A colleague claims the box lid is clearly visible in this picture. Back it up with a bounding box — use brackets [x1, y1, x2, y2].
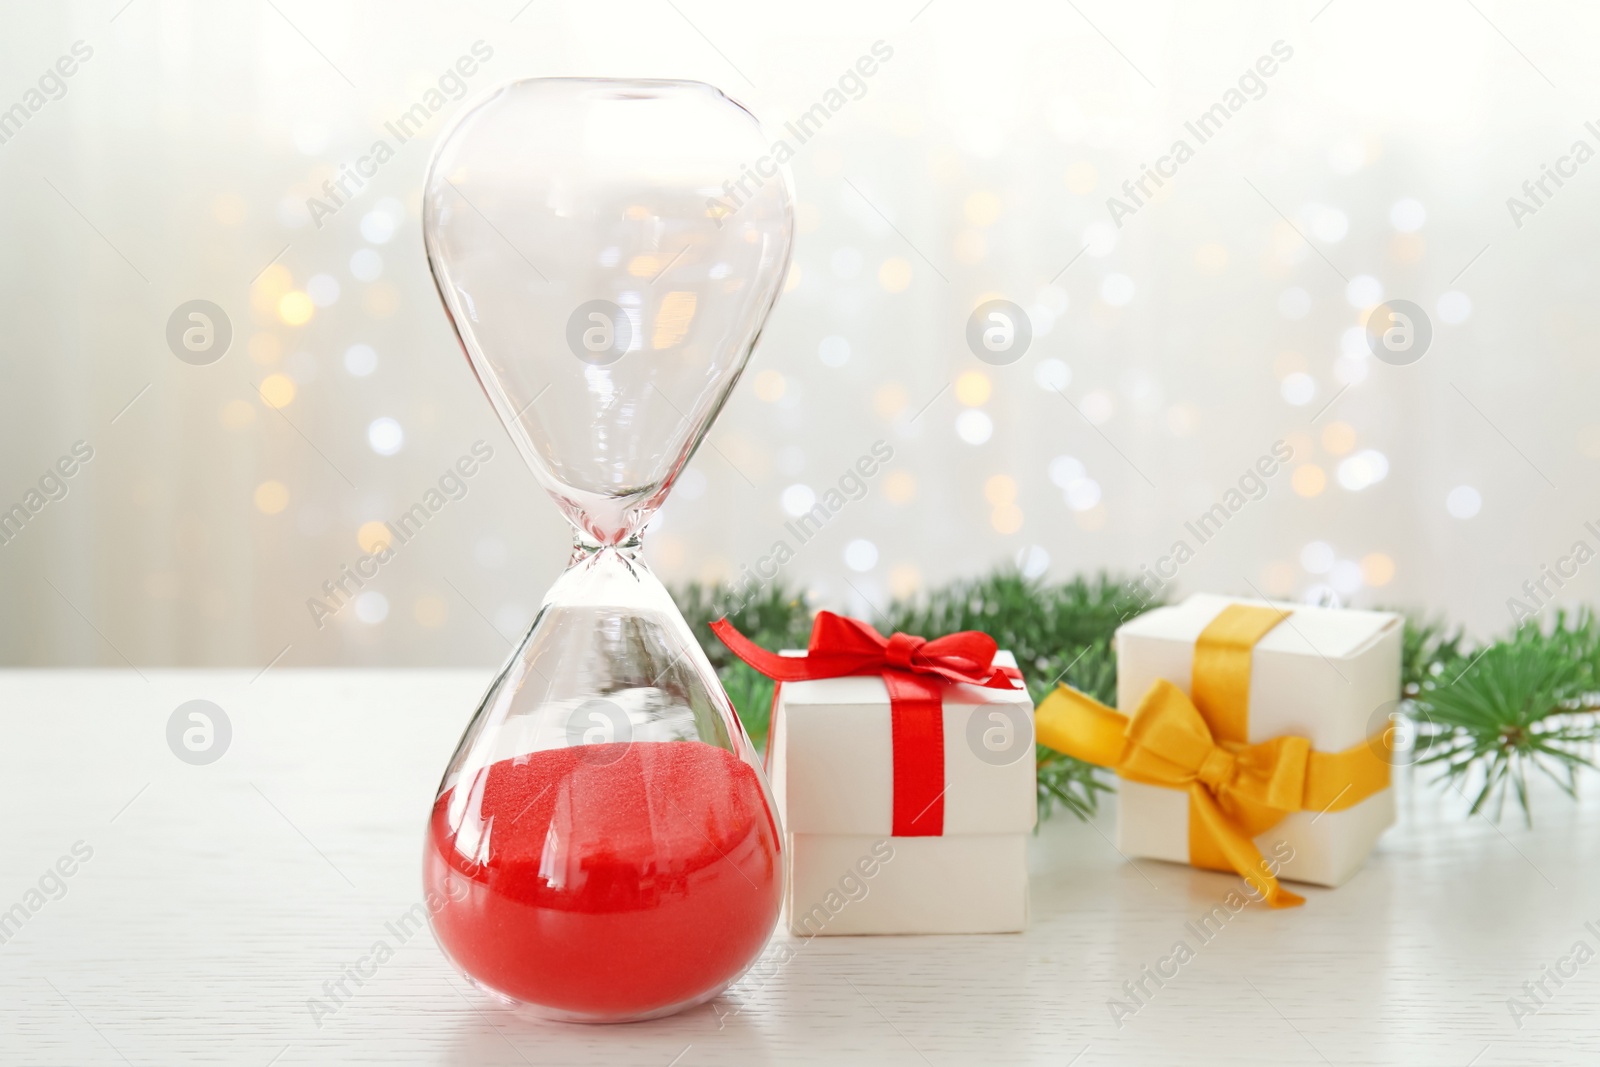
[1115, 594, 1402, 750]
[1118, 593, 1398, 660]
[770, 651, 1037, 836]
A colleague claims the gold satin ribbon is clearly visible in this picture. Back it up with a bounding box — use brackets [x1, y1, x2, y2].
[1035, 603, 1389, 908]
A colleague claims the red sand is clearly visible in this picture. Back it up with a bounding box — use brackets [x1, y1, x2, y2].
[425, 740, 781, 1020]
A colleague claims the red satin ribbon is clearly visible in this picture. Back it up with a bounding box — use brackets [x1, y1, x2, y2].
[711, 612, 1020, 837]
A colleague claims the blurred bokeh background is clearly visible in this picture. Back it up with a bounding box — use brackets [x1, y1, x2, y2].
[3, 0, 1598, 668]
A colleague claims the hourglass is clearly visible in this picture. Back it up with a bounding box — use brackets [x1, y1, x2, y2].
[419, 79, 793, 1023]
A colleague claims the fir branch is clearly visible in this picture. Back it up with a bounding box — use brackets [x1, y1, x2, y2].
[1408, 610, 1600, 825]
[1393, 610, 1472, 699]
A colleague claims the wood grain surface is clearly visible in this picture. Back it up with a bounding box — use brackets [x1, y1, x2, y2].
[1, 670, 1595, 1065]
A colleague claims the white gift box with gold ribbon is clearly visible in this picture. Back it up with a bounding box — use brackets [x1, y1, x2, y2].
[1113, 594, 1400, 889]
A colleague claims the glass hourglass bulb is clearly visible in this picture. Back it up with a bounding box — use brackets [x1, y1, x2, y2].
[419, 79, 794, 1023]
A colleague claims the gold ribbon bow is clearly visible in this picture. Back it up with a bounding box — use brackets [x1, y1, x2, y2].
[1034, 603, 1389, 908]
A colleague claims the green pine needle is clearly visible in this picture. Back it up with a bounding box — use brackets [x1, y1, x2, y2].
[1394, 610, 1472, 700]
[1405, 610, 1600, 825]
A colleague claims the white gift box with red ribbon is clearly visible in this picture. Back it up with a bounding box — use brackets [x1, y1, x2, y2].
[769, 651, 1036, 935]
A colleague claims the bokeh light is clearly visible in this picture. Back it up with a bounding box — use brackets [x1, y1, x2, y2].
[254, 480, 289, 515]
[258, 374, 296, 408]
[955, 371, 992, 407]
[358, 521, 393, 553]
[368, 418, 404, 456]
[1292, 465, 1327, 497]
[1447, 485, 1482, 519]
[844, 539, 878, 572]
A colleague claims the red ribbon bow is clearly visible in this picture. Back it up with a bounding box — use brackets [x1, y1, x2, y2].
[712, 612, 1020, 837]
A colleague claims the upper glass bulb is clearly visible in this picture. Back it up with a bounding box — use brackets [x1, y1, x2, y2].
[423, 78, 794, 544]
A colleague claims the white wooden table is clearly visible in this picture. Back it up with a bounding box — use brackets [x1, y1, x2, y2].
[2, 670, 1596, 1065]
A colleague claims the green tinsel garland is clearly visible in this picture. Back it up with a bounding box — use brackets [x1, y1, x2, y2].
[676, 571, 1600, 826]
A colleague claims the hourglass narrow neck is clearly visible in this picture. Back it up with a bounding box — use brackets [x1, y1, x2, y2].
[570, 529, 644, 567]
[543, 528, 679, 628]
